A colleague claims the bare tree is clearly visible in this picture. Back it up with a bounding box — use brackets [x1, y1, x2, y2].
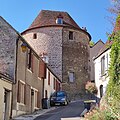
[108, 0, 120, 15]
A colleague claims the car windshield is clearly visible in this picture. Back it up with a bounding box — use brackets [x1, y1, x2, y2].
[56, 92, 65, 97]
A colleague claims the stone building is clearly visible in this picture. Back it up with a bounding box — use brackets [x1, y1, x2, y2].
[0, 16, 17, 120]
[0, 73, 12, 120]
[22, 10, 91, 99]
[0, 16, 62, 118]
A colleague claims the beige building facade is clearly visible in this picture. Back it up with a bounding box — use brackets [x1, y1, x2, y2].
[12, 38, 44, 117]
[0, 73, 12, 120]
[44, 67, 61, 99]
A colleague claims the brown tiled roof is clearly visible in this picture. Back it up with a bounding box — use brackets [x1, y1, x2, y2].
[22, 10, 91, 40]
[28, 10, 80, 30]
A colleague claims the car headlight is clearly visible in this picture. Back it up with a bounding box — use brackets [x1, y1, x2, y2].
[61, 98, 65, 101]
[50, 97, 55, 100]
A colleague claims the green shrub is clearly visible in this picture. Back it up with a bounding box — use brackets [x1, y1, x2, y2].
[85, 81, 98, 95]
[88, 109, 118, 120]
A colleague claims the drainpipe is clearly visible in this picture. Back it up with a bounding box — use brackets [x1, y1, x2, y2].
[10, 37, 19, 119]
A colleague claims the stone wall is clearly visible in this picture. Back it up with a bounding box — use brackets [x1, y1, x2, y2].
[23, 27, 63, 80]
[62, 28, 90, 99]
[23, 26, 91, 99]
[0, 17, 18, 80]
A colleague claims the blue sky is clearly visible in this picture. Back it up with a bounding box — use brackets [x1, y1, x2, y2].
[0, 0, 114, 43]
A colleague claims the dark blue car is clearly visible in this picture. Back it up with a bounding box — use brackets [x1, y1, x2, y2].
[50, 91, 69, 106]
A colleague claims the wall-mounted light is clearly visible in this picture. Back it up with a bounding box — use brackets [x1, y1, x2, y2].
[21, 42, 27, 52]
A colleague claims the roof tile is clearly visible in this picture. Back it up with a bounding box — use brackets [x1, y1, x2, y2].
[28, 10, 80, 29]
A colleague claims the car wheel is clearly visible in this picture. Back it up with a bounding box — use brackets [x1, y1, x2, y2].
[64, 101, 68, 106]
[50, 103, 54, 107]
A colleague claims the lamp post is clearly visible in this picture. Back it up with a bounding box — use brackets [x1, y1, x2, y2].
[21, 42, 27, 52]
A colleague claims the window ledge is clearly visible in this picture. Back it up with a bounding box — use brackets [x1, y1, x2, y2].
[27, 68, 33, 73]
[100, 73, 107, 77]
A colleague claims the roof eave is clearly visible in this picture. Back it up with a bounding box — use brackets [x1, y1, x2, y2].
[21, 25, 91, 40]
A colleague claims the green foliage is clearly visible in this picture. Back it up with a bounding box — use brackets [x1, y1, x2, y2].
[88, 109, 118, 120]
[89, 41, 95, 47]
[106, 30, 120, 119]
[107, 31, 120, 95]
[85, 81, 98, 95]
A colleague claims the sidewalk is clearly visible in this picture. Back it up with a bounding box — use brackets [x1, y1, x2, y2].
[12, 107, 56, 120]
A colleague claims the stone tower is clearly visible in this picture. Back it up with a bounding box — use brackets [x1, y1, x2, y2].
[22, 10, 91, 99]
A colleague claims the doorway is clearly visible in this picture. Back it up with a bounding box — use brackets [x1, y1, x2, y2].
[3, 89, 10, 120]
[100, 85, 103, 98]
[31, 89, 34, 112]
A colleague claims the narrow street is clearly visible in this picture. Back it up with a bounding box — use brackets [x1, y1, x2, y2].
[34, 100, 84, 120]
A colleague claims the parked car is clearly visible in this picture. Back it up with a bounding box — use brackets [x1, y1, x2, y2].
[50, 91, 70, 106]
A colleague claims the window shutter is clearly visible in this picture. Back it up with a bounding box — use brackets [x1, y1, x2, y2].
[17, 81, 20, 103]
[37, 92, 40, 108]
[56, 80, 58, 91]
[48, 72, 50, 85]
[27, 49, 31, 69]
[54, 78, 56, 90]
[24, 84, 26, 104]
[58, 82, 60, 91]
[31, 53, 34, 72]
[39, 59, 46, 78]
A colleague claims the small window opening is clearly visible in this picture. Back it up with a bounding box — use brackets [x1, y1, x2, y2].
[68, 72, 75, 83]
[33, 33, 37, 39]
[69, 31, 73, 40]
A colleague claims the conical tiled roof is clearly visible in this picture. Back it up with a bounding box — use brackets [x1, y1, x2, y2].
[28, 10, 81, 30]
[22, 10, 91, 40]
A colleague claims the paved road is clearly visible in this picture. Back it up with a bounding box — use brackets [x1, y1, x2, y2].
[34, 100, 84, 120]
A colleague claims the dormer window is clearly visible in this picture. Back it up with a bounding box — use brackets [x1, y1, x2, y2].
[56, 18, 63, 24]
[56, 14, 63, 24]
[40, 52, 49, 63]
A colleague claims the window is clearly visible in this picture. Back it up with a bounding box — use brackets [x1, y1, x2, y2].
[54, 78, 56, 90]
[27, 49, 33, 71]
[17, 81, 25, 104]
[68, 72, 75, 83]
[106, 54, 109, 70]
[101, 56, 105, 75]
[56, 91, 65, 97]
[69, 31, 73, 40]
[56, 18, 63, 24]
[34, 91, 38, 107]
[48, 72, 50, 85]
[33, 33, 37, 39]
[45, 90, 48, 98]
